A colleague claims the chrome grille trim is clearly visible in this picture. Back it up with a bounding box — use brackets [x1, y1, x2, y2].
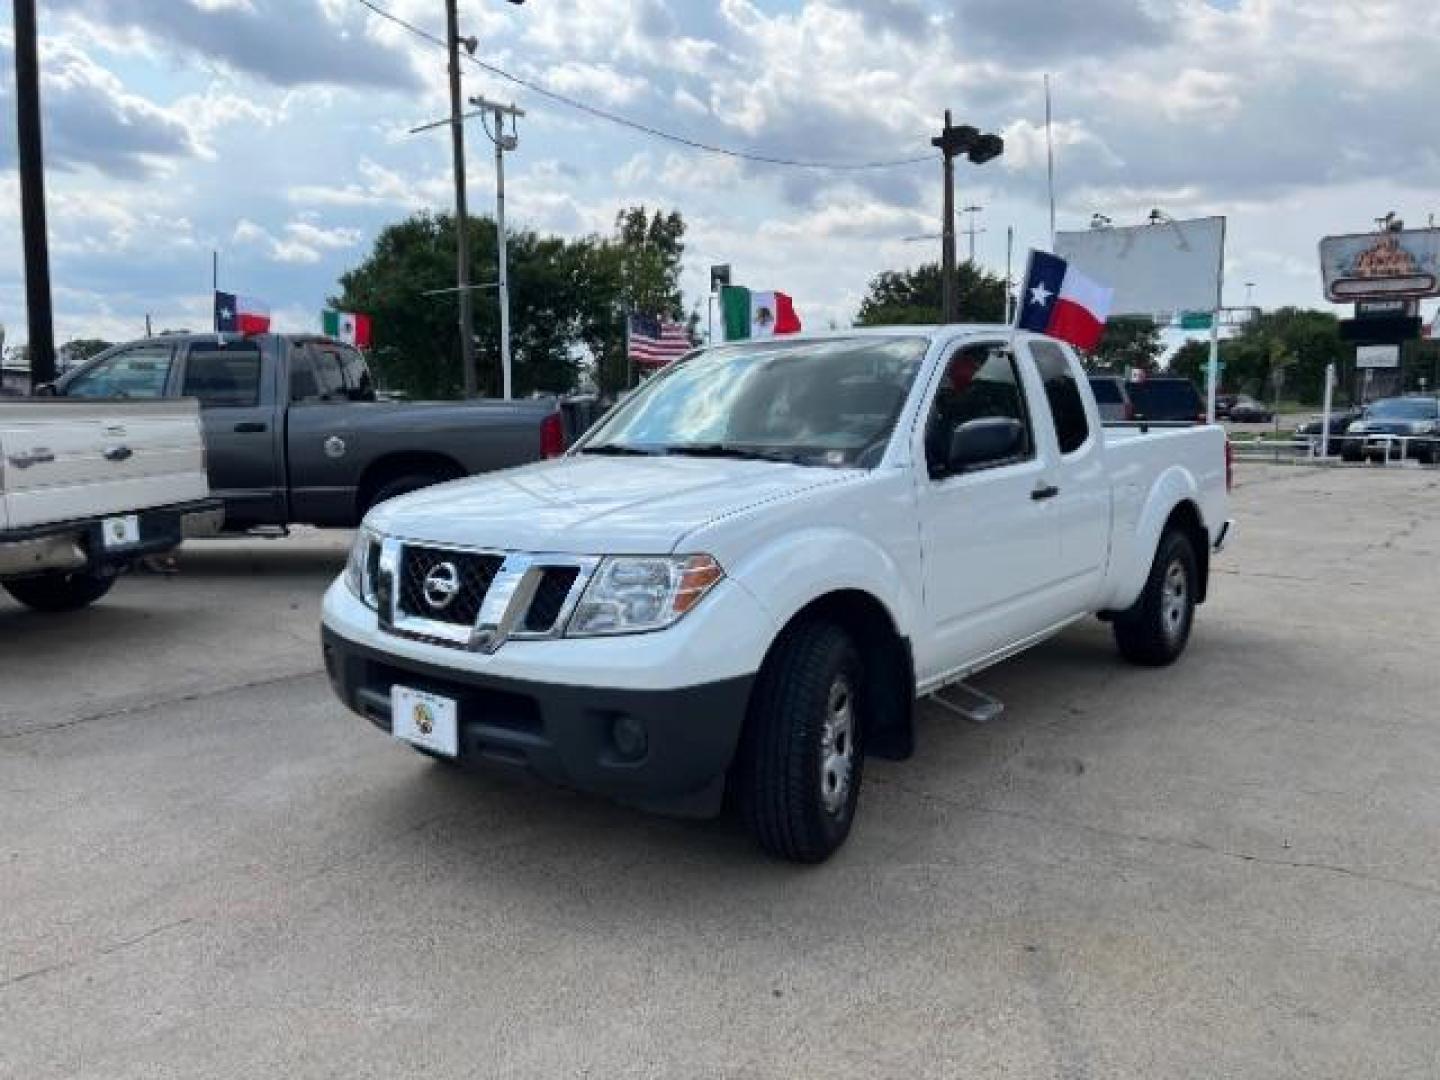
[377, 540, 599, 653]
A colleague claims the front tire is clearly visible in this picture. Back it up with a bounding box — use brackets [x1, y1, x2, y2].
[3, 568, 117, 612]
[1113, 530, 1197, 667]
[736, 621, 865, 863]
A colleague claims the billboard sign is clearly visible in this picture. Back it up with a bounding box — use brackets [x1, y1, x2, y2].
[1320, 228, 1440, 302]
[1055, 216, 1225, 317]
[1356, 344, 1400, 369]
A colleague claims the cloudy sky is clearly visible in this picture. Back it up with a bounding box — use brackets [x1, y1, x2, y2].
[1, 0, 1437, 348]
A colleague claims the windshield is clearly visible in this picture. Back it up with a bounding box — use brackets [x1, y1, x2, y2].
[1366, 398, 1438, 420]
[580, 336, 929, 467]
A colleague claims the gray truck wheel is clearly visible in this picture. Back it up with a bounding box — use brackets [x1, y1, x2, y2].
[365, 472, 451, 515]
[1113, 530, 1197, 667]
[737, 620, 865, 863]
[3, 568, 117, 613]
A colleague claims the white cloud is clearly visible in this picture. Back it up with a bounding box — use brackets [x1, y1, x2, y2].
[233, 216, 363, 264]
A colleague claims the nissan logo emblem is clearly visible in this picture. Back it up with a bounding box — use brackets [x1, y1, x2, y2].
[422, 562, 462, 610]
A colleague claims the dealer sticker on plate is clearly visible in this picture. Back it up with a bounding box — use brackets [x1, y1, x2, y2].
[101, 514, 141, 550]
[391, 686, 459, 758]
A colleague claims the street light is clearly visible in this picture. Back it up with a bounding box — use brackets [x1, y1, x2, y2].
[931, 112, 1004, 322]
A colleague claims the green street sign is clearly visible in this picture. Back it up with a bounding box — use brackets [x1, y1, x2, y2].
[1180, 311, 1214, 330]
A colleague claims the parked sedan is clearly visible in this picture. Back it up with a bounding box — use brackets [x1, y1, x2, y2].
[1296, 408, 1363, 454]
[1227, 395, 1273, 423]
[1340, 396, 1440, 464]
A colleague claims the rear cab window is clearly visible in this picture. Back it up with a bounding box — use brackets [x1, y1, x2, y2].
[1031, 341, 1092, 454]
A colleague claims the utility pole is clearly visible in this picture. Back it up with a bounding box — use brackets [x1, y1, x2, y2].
[932, 114, 1004, 323]
[961, 205, 984, 264]
[14, 0, 55, 385]
[470, 95, 525, 401]
[445, 0, 478, 398]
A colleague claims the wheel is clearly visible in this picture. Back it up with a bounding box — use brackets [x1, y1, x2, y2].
[1113, 530, 1197, 667]
[364, 472, 453, 515]
[736, 621, 865, 863]
[3, 568, 117, 612]
[1340, 445, 1362, 463]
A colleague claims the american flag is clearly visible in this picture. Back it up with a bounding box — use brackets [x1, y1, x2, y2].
[627, 313, 693, 366]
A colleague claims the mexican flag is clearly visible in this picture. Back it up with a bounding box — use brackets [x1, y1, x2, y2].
[720, 286, 802, 340]
[322, 310, 373, 348]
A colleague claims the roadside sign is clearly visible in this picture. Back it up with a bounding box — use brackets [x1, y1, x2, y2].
[1320, 228, 1440, 301]
[1179, 311, 1213, 330]
[1356, 298, 1417, 317]
[1356, 344, 1400, 369]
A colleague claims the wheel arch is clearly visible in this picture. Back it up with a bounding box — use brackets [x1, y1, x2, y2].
[355, 451, 467, 517]
[749, 588, 917, 762]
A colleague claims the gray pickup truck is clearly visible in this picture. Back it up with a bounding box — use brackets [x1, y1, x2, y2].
[50, 334, 566, 530]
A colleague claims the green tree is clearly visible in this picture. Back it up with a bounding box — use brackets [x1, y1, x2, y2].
[855, 262, 1007, 325]
[332, 206, 690, 399]
[1088, 317, 1163, 373]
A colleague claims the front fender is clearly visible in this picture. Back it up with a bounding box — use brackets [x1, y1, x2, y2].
[1105, 465, 1203, 611]
[724, 526, 919, 642]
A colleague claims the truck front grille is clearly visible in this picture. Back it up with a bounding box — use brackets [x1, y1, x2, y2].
[523, 566, 581, 633]
[397, 545, 502, 627]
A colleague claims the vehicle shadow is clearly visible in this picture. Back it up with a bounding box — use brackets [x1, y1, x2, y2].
[174, 543, 347, 580]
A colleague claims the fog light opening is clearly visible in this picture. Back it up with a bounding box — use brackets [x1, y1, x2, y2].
[611, 714, 649, 762]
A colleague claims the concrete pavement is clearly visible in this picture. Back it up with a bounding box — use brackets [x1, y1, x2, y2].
[2, 468, 1437, 1078]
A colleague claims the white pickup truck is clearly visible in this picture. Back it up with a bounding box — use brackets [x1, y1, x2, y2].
[322, 327, 1232, 861]
[1, 400, 220, 611]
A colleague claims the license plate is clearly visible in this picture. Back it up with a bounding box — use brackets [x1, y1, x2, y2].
[102, 514, 141, 550]
[391, 686, 458, 758]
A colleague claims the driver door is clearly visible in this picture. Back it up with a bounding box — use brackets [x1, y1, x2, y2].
[914, 340, 1065, 680]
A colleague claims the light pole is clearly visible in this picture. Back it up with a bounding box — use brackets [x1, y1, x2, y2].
[931, 113, 1003, 323]
[471, 95, 524, 401]
[13, 0, 55, 385]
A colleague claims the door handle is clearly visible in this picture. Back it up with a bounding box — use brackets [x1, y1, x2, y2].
[234, 421, 268, 433]
[1031, 482, 1060, 501]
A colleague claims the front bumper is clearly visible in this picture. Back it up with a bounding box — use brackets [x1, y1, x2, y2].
[321, 625, 754, 816]
[0, 498, 223, 578]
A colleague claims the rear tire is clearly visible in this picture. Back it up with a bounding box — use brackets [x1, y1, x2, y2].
[736, 621, 865, 863]
[364, 472, 454, 516]
[1340, 445, 1362, 463]
[1113, 530, 1197, 667]
[3, 568, 117, 613]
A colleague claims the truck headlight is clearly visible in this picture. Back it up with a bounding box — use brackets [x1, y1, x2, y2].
[567, 555, 724, 636]
[345, 526, 381, 610]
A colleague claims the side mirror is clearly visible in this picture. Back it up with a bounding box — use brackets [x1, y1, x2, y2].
[947, 417, 1025, 473]
[32, 382, 58, 397]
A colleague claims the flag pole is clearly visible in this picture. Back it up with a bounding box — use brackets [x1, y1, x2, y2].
[1044, 75, 1057, 249]
[212, 250, 219, 332]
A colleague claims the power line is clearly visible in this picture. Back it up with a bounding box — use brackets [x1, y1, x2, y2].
[354, 0, 932, 171]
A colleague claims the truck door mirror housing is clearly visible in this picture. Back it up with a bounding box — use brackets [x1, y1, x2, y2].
[947, 417, 1024, 473]
[31, 382, 57, 397]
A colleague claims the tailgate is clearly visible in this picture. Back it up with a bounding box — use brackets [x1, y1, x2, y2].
[0, 400, 211, 531]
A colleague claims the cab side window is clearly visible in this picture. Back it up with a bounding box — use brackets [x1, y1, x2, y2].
[924, 343, 1033, 478]
[65, 344, 173, 398]
[1030, 341, 1091, 454]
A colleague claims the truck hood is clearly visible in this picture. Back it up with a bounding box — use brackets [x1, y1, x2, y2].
[366, 454, 858, 554]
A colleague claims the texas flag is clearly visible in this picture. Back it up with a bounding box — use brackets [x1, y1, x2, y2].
[1015, 250, 1112, 352]
[214, 291, 271, 335]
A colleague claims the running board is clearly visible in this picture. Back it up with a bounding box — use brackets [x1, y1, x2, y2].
[927, 682, 1006, 725]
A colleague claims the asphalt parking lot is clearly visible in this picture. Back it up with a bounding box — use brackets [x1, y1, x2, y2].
[3, 464, 1438, 1079]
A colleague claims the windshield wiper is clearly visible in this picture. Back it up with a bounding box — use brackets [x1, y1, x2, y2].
[579, 443, 664, 456]
[662, 443, 809, 464]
